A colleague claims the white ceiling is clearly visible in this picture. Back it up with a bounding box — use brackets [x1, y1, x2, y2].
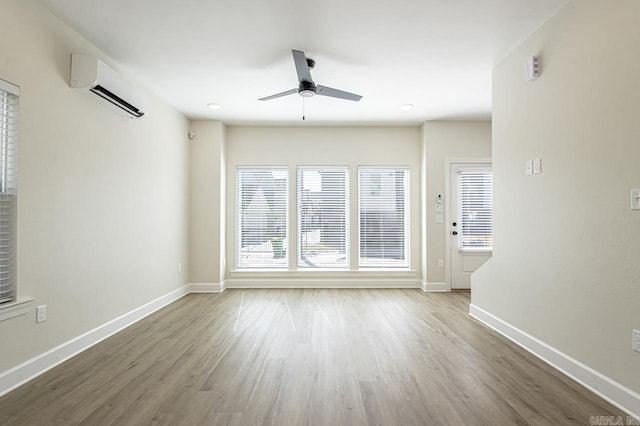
[37, 0, 567, 125]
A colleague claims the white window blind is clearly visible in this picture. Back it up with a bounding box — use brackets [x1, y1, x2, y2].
[459, 169, 493, 249]
[0, 79, 19, 304]
[236, 168, 288, 269]
[297, 167, 349, 269]
[358, 167, 410, 268]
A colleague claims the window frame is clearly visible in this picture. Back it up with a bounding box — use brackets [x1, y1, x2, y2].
[296, 166, 350, 270]
[457, 167, 493, 252]
[0, 78, 19, 305]
[357, 166, 410, 269]
[236, 166, 289, 270]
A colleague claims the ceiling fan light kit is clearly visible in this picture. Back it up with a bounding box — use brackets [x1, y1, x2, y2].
[298, 80, 316, 98]
[259, 50, 362, 103]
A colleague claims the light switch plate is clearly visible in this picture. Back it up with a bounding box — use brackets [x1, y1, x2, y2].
[533, 158, 542, 174]
[435, 204, 443, 212]
[526, 160, 533, 175]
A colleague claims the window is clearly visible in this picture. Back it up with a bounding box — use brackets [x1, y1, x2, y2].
[459, 169, 493, 249]
[236, 168, 288, 269]
[0, 79, 18, 304]
[358, 167, 410, 268]
[297, 167, 349, 269]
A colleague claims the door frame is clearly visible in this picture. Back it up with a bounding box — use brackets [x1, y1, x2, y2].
[444, 157, 492, 290]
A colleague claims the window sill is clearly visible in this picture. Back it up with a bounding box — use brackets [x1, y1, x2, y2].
[0, 298, 34, 323]
[230, 269, 417, 279]
[459, 248, 493, 254]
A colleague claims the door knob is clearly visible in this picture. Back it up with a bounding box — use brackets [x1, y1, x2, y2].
[452, 222, 457, 227]
[452, 231, 458, 235]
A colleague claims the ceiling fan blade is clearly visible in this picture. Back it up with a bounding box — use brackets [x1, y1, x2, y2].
[292, 50, 313, 83]
[316, 85, 362, 101]
[258, 88, 298, 101]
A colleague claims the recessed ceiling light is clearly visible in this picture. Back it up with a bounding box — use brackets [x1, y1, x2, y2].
[401, 104, 414, 111]
[207, 103, 221, 110]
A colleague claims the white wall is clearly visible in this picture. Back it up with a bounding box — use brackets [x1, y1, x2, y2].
[225, 126, 422, 284]
[473, 0, 640, 397]
[189, 120, 226, 285]
[0, 0, 189, 373]
[189, 123, 489, 288]
[421, 121, 492, 285]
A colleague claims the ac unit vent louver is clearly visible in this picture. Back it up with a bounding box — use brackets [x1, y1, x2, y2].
[70, 54, 147, 118]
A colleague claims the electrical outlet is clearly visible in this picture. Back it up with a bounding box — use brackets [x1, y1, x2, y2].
[36, 305, 47, 323]
[525, 160, 533, 175]
[633, 329, 640, 353]
[435, 214, 443, 224]
[437, 259, 444, 268]
[177, 263, 182, 273]
[434, 204, 443, 212]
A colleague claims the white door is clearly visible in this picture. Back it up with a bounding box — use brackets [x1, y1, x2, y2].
[449, 163, 493, 290]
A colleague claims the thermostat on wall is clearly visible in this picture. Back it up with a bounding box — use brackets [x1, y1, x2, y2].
[631, 188, 640, 210]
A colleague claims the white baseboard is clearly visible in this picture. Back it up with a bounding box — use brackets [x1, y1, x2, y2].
[469, 304, 640, 419]
[189, 282, 226, 293]
[422, 281, 449, 292]
[225, 277, 421, 289]
[0, 285, 190, 398]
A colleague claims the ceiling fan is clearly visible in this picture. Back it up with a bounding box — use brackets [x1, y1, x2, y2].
[258, 50, 362, 102]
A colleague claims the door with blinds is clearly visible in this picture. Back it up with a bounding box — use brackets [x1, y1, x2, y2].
[449, 163, 493, 289]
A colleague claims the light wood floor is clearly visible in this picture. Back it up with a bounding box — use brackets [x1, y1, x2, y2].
[0, 289, 623, 425]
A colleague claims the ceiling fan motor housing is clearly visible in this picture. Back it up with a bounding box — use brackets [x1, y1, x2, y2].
[298, 80, 316, 97]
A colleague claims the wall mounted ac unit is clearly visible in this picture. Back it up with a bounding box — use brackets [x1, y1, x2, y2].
[70, 54, 147, 118]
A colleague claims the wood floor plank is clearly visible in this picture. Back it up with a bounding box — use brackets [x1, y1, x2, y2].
[0, 289, 626, 425]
